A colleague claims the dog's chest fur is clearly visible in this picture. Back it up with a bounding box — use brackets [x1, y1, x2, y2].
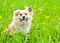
[9, 20, 31, 34]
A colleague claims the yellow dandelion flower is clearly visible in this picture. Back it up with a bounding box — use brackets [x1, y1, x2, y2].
[4, 29, 9, 33]
[58, 17, 60, 21]
[38, 7, 42, 11]
[32, 24, 35, 27]
[0, 16, 2, 19]
[45, 16, 50, 19]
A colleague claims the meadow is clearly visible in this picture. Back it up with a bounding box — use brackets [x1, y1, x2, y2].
[0, 0, 60, 43]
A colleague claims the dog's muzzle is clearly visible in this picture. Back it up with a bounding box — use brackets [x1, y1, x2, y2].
[20, 17, 28, 21]
[20, 17, 28, 25]
[23, 16, 25, 20]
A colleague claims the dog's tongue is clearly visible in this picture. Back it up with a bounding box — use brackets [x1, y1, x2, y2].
[22, 20, 26, 25]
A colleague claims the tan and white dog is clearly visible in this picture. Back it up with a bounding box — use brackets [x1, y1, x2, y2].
[5, 7, 33, 36]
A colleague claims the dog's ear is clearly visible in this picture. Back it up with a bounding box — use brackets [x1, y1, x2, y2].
[26, 6, 33, 16]
[26, 6, 33, 12]
[14, 10, 20, 16]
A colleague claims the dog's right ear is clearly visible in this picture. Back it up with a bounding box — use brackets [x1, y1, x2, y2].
[26, 6, 33, 16]
[26, 6, 33, 12]
[14, 10, 20, 16]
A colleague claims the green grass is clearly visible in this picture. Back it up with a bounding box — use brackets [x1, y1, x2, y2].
[0, 0, 60, 43]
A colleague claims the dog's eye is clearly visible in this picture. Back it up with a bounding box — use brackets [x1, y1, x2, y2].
[20, 14, 22, 16]
[25, 13, 27, 15]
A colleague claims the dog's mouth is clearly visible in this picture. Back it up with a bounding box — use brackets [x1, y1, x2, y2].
[20, 18, 28, 21]
[20, 18, 28, 25]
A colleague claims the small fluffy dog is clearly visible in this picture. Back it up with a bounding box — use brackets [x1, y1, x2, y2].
[5, 7, 33, 36]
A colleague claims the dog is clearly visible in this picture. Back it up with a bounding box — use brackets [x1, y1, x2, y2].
[4, 6, 33, 36]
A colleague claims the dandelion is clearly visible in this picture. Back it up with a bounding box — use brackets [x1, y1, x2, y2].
[58, 17, 60, 21]
[56, 16, 60, 21]
[38, 6, 42, 11]
[4, 29, 9, 33]
[45, 16, 50, 19]
[0, 16, 2, 19]
[32, 24, 35, 27]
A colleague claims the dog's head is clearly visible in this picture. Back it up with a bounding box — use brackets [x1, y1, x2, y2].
[13, 7, 33, 25]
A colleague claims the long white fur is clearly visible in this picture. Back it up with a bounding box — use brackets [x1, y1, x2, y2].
[6, 7, 33, 35]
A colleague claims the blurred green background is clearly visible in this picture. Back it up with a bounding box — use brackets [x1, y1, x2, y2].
[0, 0, 60, 43]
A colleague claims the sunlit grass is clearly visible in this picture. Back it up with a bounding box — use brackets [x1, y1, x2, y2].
[0, 0, 60, 43]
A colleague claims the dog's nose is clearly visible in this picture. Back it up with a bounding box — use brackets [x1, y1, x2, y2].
[23, 16, 25, 19]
